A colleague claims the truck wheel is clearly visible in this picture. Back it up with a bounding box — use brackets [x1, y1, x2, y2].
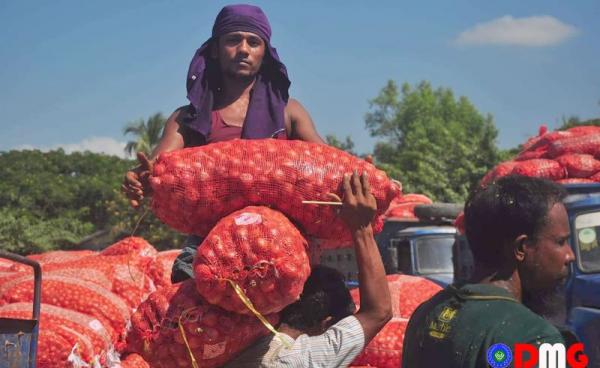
[414, 203, 463, 220]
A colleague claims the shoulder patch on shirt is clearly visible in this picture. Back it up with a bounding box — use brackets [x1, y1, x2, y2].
[428, 307, 458, 339]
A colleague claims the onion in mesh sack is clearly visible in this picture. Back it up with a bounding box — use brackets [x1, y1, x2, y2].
[194, 206, 310, 315]
[149, 139, 399, 248]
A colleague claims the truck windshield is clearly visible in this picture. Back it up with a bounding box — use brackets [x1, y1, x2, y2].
[574, 211, 600, 272]
[415, 236, 454, 274]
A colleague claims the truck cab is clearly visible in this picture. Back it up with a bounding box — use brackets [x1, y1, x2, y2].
[382, 225, 455, 287]
[321, 204, 461, 288]
[563, 184, 600, 364]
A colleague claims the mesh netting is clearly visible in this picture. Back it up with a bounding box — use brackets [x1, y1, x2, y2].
[126, 280, 279, 368]
[27, 250, 97, 265]
[0, 302, 114, 367]
[149, 139, 399, 246]
[481, 126, 600, 187]
[350, 275, 442, 368]
[555, 153, 600, 178]
[148, 249, 181, 289]
[119, 353, 150, 368]
[548, 132, 600, 158]
[512, 159, 566, 181]
[101, 237, 158, 260]
[384, 193, 433, 219]
[352, 320, 408, 368]
[0, 274, 130, 340]
[480, 161, 519, 186]
[44, 253, 155, 308]
[193, 206, 310, 315]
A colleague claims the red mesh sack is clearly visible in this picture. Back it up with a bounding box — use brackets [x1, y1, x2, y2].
[384, 193, 432, 219]
[590, 172, 600, 182]
[548, 133, 600, 158]
[194, 206, 310, 315]
[511, 159, 566, 181]
[555, 154, 600, 178]
[0, 258, 16, 271]
[101, 236, 158, 260]
[2, 267, 113, 290]
[351, 274, 441, 319]
[126, 280, 279, 368]
[43, 255, 154, 309]
[0, 274, 130, 340]
[149, 249, 181, 289]
[480, 161, 518, 186]
[119, 353, 150, 368]
[149, 139, 399, 246]
[351, 275, 441, 368]
[351, 320, 408, 368]
[0, 302, 114, 367]
[0, 259, 26, 272]
[27, 250, 96, 265]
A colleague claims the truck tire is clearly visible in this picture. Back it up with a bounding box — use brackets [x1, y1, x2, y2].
[414, 203, 463, 220]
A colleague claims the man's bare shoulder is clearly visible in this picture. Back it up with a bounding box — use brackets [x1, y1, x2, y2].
[285, 98, 305, 114]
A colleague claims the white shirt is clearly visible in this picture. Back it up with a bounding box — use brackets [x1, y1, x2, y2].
[225, 316, 365, 368]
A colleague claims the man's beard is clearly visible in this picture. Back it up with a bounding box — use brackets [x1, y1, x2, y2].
[224, 67, 258, 83]
[522, 280, 567, 325]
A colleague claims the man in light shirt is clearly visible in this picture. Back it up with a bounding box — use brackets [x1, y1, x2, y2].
[227, 171, 393, 367]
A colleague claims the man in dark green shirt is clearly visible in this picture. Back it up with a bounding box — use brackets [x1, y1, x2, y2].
[403, 175, 576, 367]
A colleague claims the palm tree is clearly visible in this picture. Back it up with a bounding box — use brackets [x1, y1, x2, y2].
[123, 113, 166, 156]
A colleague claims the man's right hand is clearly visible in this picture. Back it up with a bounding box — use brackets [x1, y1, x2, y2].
[338, 171, 377, 231]
[122, 152, 154, 208]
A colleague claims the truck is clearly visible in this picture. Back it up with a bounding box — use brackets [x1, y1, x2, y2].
[453, 183, 600, 365]
[320, 203, 462, 288]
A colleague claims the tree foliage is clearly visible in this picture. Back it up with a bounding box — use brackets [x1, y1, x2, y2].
[365, 80, 503, 202]
[124, 113, 166, 156]
[0, 149, 183, 255]
[325, 135, 356, 155]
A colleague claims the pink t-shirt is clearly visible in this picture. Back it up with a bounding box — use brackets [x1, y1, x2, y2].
[207, 111, 288, 143]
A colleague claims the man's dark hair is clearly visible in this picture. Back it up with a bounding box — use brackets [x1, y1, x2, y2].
[464, 175, 567, 266]
[279, 265, 356, 330]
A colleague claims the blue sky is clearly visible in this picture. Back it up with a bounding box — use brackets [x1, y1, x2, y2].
[1, 0, 599, 157]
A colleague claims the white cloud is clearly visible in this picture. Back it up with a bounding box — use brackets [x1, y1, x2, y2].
[455, 15, 578, 47]
[12, 137, 132, 159]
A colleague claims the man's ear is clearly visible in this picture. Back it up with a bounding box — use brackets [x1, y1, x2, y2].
[320, 316, 334, 331]
[514, 234, 529, 262]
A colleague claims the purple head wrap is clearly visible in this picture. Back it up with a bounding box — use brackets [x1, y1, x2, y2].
[182, 4, 290, 140]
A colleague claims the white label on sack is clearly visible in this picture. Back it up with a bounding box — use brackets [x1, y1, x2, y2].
[89, 319, 104, 331]
[235, 212, 262, 226]
[203, 341, 227, 359]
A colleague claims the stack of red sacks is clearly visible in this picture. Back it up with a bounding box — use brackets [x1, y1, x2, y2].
[0, 238, 180, 368]
[482, 125, 600, 186]
[123, 140, 400, 366]
[0, 140, 399, 367]
[350, 275, 442, 368]
[125, 206, 309, 367]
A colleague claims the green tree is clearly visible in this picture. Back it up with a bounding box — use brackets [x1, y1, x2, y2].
[124, 113, 166, 156]
[365, 80, 503, 202]
[0, 149, 183, 254]
[326, 135, 356, 155]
